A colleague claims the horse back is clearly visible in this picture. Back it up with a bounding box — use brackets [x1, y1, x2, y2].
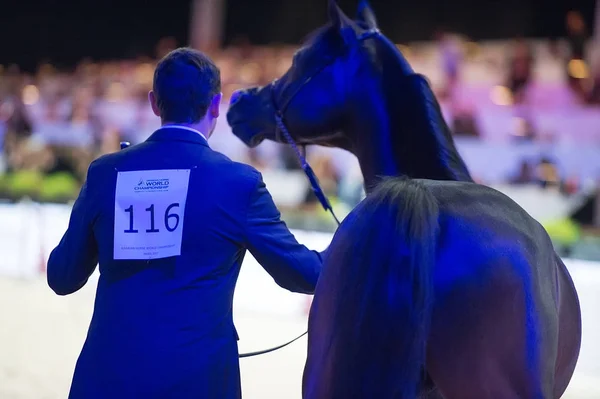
[421, 179, 558, 283]
[422, 179, 575, 324]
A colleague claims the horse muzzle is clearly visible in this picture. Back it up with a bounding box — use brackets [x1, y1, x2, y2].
[226, 87, 276, 148]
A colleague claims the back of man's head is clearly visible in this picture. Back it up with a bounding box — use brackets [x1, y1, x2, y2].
[152, 48, 221, 124]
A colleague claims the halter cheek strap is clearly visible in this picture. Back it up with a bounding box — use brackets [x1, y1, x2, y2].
[270, 29, 379, 223]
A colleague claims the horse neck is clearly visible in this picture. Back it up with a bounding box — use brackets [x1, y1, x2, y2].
[349, 74, 473, 192]
[348, 102, 399, 192]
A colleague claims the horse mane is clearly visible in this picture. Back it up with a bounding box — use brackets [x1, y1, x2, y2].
[301, 24, 333, 48]
[354, 32, 473, 182]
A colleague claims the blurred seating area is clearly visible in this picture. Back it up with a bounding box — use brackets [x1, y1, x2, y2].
[1, 18, 599, 249]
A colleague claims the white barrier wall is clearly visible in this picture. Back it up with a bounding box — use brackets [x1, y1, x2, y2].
[0, 202, 599, 315]
[0, 202, 332, 316]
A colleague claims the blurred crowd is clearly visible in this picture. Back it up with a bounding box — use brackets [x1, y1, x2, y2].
[437, 11, 600, 138]
[0, 11, 598, 210]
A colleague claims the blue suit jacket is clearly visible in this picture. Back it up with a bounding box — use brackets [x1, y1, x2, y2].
[47, 127, 324, 398]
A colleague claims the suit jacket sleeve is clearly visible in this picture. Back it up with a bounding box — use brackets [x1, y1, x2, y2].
[243, 173, 323, 294]
[47, 162, 99, 295]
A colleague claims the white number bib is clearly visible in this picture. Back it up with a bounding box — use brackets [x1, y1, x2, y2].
[113, 169, 191, 260]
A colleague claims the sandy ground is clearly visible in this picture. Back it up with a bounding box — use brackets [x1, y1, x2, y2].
[0, 275, 311, 399]
[1, 261, 599, 398]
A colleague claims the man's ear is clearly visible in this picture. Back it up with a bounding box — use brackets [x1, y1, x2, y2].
[209, 92, 223, 118]
[148, 91, 160, 117]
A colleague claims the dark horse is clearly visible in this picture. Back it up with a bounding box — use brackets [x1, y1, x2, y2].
[227, 2, 581, 397]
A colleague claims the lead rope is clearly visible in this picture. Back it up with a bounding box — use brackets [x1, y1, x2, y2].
[239, 30, 383, 358]
[238, 114, 341, 358]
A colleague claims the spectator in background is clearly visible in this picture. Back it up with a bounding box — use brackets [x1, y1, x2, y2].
[2, 94, 34, 173]
[565, 11, 589, 100]
[4, 99, 32, 142]
[280, 145, 304, 171]
[31, 98, 92, 149]
[302, 155, 339, 210]
[511, 116, 537, 142]
[567, 11, 587, 61]
[510, 160, 534, 184]
[507, 39, 534, 104]
[246, 147, 268, 170]
[0, 110, 6, 173]
[435, 29, 463, 101]
[338, 162, 365, 208]
[1, 67, 33, 150]
[121, 90, 161, 145]
[67, 87, 100, 149]
[450, 103, 481, 138]
[17, 99, 84, 182]
[536, 157, 561, 189]
[585, 51, 600, 105]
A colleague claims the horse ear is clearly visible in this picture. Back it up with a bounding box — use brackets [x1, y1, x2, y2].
[356, 0, 378, 29]
[328, 0, 359, 45]
[328, 0, 349, 29]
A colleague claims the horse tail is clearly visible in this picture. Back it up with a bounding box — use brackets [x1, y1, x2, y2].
[326, 177, 439, 399]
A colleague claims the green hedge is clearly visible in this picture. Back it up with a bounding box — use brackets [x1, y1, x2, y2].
[0, 171, 80, 202]
[0, 172, 587, 249]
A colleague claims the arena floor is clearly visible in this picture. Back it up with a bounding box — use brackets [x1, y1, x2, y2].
[0, 273, 598, 399]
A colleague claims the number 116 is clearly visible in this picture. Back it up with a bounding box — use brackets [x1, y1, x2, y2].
[124, 203, 180, 233]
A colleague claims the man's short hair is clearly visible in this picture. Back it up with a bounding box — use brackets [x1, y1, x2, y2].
[153, 47, 221, 123]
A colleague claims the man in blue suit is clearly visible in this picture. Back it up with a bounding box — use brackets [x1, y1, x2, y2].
[47, 47, 324, 398]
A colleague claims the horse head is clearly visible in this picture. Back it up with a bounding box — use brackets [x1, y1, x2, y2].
[227, 0, 471, 187]
[227, 1, 396, 147]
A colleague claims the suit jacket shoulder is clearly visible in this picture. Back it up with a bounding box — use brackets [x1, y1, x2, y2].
[87, 141, 265, 224]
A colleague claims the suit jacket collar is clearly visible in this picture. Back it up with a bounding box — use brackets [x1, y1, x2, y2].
[146, 127, 209, 147]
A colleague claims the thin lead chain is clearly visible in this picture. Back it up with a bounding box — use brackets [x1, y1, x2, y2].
[275, 113, 341, 226]
[237, 115, 342, 359]
[238, 331, 307, 358]
[239, 29, 381, 359]
[276, 114, 307, 167]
